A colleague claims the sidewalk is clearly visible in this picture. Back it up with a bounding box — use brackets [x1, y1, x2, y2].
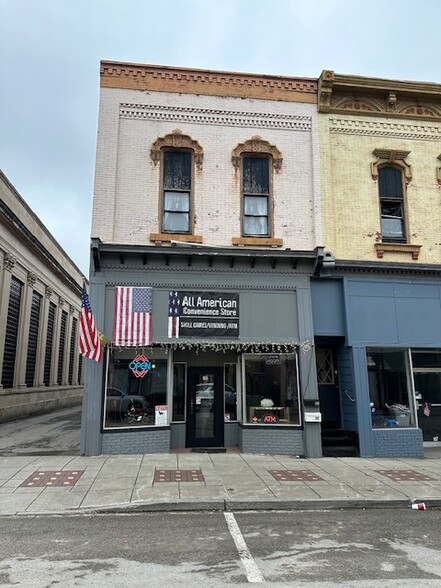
[1, 451, 441, 516]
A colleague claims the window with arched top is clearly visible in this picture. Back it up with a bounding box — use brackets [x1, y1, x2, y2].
[231, 137, 283, 247]
[150, 130, 203, 242]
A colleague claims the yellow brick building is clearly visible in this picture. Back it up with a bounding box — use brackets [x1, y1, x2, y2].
[317, 72, 441, 264]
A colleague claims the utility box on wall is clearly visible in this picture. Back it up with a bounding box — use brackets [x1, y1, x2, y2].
[304, 412, 322, 423]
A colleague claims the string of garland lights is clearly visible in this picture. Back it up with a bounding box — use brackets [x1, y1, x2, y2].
[110, 340, 313, 354]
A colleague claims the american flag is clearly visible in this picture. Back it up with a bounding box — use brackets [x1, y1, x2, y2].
[79, 288, 102, 362]
[113, 287, 153, 346]
[168, 290, 181, 338]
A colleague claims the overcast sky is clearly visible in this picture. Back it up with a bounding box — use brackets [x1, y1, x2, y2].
[1, 0, 440, 276]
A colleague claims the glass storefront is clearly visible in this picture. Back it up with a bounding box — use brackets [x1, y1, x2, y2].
[104, 349, 168, 429]
[367, 348, 415, 428]
[412, 351, 441, 442]
[242, 353, 300, 425]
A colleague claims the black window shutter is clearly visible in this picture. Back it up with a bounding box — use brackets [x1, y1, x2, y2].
[68, 317, 77, 385]
[57, 310, 68, 384]
[25, 291, 42, 387]
[44, 302, 56, 386]
[1, 277, 23, 389]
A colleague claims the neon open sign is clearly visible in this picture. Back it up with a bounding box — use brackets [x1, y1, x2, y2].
[129, 354, 152, 378]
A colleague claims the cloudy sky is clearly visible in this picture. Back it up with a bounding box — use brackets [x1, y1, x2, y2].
[1, 0, 440, 276]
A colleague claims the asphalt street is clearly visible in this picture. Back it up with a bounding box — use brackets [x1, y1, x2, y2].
[1, 510, 441, 586]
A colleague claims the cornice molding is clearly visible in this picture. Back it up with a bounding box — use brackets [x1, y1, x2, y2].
[329, 117, 441, 141]
[319, 70, 441, 121]
[120, 103, 312, 131]
[101, 61, 317, 104]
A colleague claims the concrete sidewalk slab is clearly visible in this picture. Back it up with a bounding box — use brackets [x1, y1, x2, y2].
[1, 452, 441, 516]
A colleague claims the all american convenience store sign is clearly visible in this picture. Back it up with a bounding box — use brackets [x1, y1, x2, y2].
[168, 291, 239, 338]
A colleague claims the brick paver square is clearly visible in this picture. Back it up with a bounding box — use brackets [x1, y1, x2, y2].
[268, 469, 323, 482]
[376, 469, 434, 482]
[154, 469, 204, 483]
[19, 470, 85, 488]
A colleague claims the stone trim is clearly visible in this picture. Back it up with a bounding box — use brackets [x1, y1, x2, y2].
[101, 61, 317, 104]
[4, 253, 16, 272]
[438, 154, 441, 185]
[371, 149, 412, 183]
[120, 103, 312, 131]
[232, 136, 283, 171]
[149, 233, 203, 244]
[150, 129, 204, 170]
[374, 242, 421, 260]
[232, 237, 283, 248]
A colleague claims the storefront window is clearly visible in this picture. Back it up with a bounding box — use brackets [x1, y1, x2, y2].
[224, 363, 237, 421]
[412, 350, 441, 442]
[367, 348, 414, 428]
[243, 353, 300, 425]
[172, 363, 186, 422]
[104, 350, 168, 428]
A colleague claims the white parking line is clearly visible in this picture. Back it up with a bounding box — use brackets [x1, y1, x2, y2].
[224, 512, 264, 583]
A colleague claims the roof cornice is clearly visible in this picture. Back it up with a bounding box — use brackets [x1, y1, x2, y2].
[318, 70, 441, 121]
[100, 60, 317, 104]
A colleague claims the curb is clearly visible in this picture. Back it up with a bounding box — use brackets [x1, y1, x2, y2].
[6, 497, 441, 517]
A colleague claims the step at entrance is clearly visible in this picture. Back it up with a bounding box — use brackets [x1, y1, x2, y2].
[321, 427, 359, 457]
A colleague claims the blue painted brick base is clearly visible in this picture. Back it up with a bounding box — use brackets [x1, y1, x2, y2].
[102, 428, 170, 454]
[373, 428, 424, 458]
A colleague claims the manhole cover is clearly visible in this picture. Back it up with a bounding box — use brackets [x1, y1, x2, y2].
[20, 470, 85, 488]
[154, 469, 204, 482]
[268, 469, 323, 482]
[376, 469, 434, 482]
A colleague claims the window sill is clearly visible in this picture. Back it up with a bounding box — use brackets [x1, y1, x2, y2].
[375, 242, 421, 260]
[149, 233, 203, 244]
[232, 237, 283, 248]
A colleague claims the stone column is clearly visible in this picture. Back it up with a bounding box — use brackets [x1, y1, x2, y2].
[0, 253, 15, 389]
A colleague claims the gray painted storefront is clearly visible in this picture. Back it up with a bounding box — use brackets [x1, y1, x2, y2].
[81, 245, 321, 457]
[312, 272, 441, 458]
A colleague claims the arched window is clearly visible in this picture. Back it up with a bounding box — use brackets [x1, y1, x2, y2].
[150, 130, 203, 238]
[232, 137, 283, 245]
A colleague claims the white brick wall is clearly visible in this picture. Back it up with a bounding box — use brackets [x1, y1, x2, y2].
[92, 89, 323, 250]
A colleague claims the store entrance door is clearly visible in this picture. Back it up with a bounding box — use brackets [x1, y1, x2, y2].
[187, 367, 224, 448]
[414, 371, 441, 443]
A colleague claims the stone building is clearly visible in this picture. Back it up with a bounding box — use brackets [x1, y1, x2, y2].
[0, 171, 84, 421]
[313, 72, 441, 457]
[81, 61, 325, 456]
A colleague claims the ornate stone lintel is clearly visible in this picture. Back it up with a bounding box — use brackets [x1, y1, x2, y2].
[150, 129, 204, 170]
[371, 148, 412, 183]
[4, 253, 16, 272]
[318, 70, 335, 113]
[231, 136, 283, 171]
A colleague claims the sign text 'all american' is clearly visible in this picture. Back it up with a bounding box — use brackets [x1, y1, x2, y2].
[181, 295, 238, 317]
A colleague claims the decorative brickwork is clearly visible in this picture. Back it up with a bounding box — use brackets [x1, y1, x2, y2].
[101, 61, 317, 104]
[121, 103, 312, 131]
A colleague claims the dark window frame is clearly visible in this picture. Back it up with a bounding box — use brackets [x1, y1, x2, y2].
[161, 149, 193, 235]
[241, 154, 272, 238]
[378, 165, 407, 243]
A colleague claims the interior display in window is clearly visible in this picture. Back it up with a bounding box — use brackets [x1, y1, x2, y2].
[367, 349, 414, 428]
[172, 363, 186, 422]
[243, 353, 300, 424]
[104, 350, 167, 428]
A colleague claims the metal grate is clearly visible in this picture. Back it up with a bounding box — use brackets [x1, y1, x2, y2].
[268, 469, 324, 482]
[376, 469, 434, 482]
[154, 469, 204, 483]
[20, 470, 85, 488]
